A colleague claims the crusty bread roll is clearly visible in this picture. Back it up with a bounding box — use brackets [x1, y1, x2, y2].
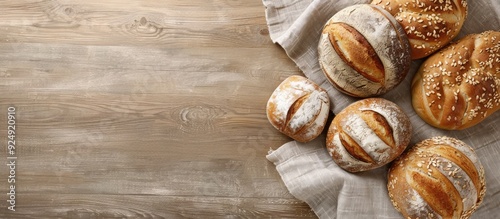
[318, 4, 411, 98]
[411, 30, 500, 130]
[371, 0, 468, 59]
[388, 136, 486, 219]
[267, 75, 330, 142]
[326, 98, 412, 172]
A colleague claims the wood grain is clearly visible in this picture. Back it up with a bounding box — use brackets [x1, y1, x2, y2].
[0, 0, 314, 218]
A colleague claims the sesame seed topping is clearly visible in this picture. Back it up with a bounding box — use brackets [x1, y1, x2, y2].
[416, 31, 500, 128]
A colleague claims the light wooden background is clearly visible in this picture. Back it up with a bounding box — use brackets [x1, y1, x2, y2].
[0, 0, 318, 218]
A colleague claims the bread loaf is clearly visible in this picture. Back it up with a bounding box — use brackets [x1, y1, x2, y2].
[267, 75, 330, 142]
[318, 4, 411, 98]
[411, 30, 500, 130]
[326, 98, 412, 172]
[388, 136, 486, 219]
[371, 0, 468, 59]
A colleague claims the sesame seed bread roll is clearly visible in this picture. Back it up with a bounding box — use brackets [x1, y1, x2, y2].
[326, 98, 412, 172]
[388, 136, 486, 219]
[371, 0, 468, 59]
[318, 4, 411, 98]
[411, 30, 500, 130]
[267, 75, 330, 142]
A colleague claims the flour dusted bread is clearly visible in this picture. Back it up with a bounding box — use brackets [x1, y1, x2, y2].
[326, 98, 412, 172]
[371, 0, 468, 59]
[388, 136, 486, 219]
[412, 30, 500, 130]
[318, 4, 411, 98]
[267, 75, 330, 142]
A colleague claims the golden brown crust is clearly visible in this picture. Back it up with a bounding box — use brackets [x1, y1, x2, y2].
[408, 169, 462, 218]
[326, 98, 412, 172]
[360, 110, 396, 148]
[325, 22, 385, 84]
[318, 4, 411, 97]
[340, 131, 375, 164]
[266, 76, 331, 142]
[387, 136, 486, 219]
[284, 94, 310, 132]
[411, 31, 500, 130]
[371, 0, 468, 59]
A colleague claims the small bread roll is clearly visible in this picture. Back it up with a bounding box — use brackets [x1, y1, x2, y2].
[326, 98, 412, 172]
[371, 0, 468, 59]
[388, 136, 486, 219]
[267, 75, 330, 142]
[318, 4, 411, 98]
[411, 31, 500, 130]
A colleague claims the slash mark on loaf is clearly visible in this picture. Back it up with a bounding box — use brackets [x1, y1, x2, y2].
[284, 93, 309, 132]
[340, 131, 375, 164]
[360, 110, 396, 148]
[325, 22, 385, 84]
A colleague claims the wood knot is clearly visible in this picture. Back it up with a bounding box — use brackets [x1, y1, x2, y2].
[128, 16, 164, 37]
[178, 105, 226, 134]
[64, 7, 75, 16]
[37, 3, 81, 28]
[259, 28, 269, 36]
[140, 17, 148, 25]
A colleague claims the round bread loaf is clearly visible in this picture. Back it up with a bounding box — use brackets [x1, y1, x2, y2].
[388, 136, 486, 219]
[411, 30, 500, 130]
[371, 0, 468, 59]
[318, 4, 411, 98]
[326, 98, 412, 172]
[266, 75, 330, 142]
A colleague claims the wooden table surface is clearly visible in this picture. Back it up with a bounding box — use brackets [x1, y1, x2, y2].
[0, 0, 317, 218]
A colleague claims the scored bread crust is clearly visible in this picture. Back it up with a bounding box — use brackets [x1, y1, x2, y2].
[266, 75, 330, 142]
[387, 136, 486, 219]
[326, 98, 412, 172]
[371, 0, 468, 59]
[318, 4, 411, 98]
[411, 30, 500, 130]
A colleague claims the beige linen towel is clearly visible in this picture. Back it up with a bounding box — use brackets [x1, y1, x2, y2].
[263, 0, 500, 218]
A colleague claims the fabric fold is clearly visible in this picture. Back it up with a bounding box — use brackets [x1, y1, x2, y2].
[266, 138, 401, 218]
